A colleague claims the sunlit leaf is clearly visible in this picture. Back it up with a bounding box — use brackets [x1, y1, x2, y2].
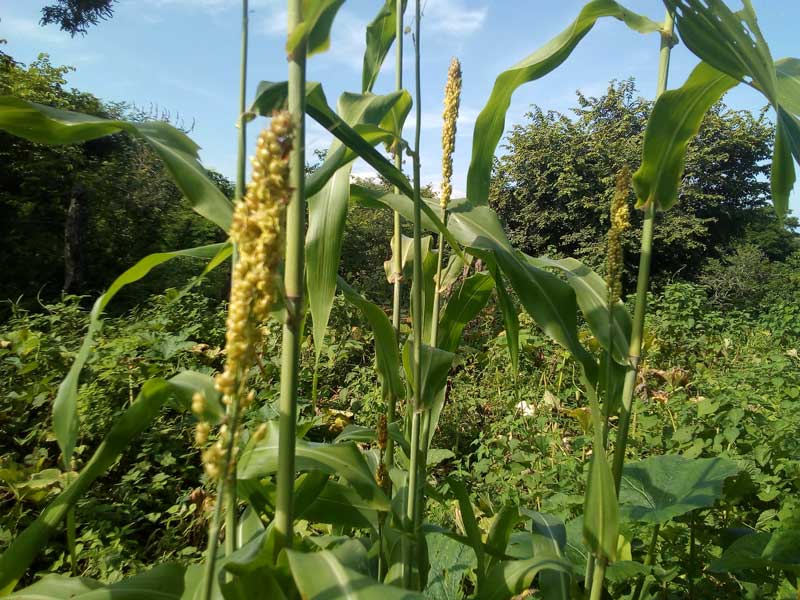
[286, 0, 346, 58]
[466, 0, 660, 205]
[437, 272, 495, 354]
[53, 243, 227, 466]
[0, 97, 232, 230]
[237, 422, 389, 510]
[362, 0, 408, 92]
[710, 529, 800, 573]
[619, 455, 740, 524]
[338, 277, 404, 401]
[287, 549, 424, 599]
[632, 62, 738, 211]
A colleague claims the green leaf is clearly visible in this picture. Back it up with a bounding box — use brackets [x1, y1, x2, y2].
[619, 455, 740, 524]
[355, 190, 596, 382]
[776, 58, 800, 116]
[486, 506, 525, 562]
[76, 564, 202, 599]
[53, 243, 227, 466]
[338, 277, 404, 401]
[402, 340, 455, 411]
[237, 422, 389, 510]
[437, 272, 495, 354]
[300, 481, 380, 531]
[466, 0, 661, 205]
[447, 477, 486, 591]
[664, 1, 800, 216]
[632, 62, 738, 211]
[522, 511, 571, 600]
[351, 186, 464, 262]
[334, 422, 409, 456]
[582, 444, 618, 562]
[0, 374, 207, 593]
[709, 529, 800, 574]
[286, 550, 424, 599]
[665, 0, 777, 101]
[250, 82, 412, 196]
[481, 556, 572, 600]
[772, 113, 797, 217]
[362, 0, 408, 92]
[4, 575, 101, 599]
[0, 97, 232, 231]
[444, 198, 597, 382]
[530, 257, 631, 365]
[286, 0, 346, 58]
[424, 531, 476, 600]
[491, 267, 520, 375]
[307, 92, 409, 363]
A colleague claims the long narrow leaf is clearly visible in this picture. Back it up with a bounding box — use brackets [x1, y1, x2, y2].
[0, 374, 210, 593]
[632, 62, 738, 211]
[52, 243, 227, 466]
[0, 97, 232, 230]
[362, 0, 408, 92]
[466, 0, 660, 205]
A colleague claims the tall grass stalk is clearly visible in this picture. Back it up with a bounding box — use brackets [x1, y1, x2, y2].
[224, 0, 249, 558]
[402, 0, 423, 588]
[588, 13, 674, 599]
[386, 0, 404, 495]
[611, 11, 675, 491]
[274, 0, 306, 555]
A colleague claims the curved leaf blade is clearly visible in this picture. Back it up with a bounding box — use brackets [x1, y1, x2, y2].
[362, 0, 408, 93]
[286, 549, 424, 599]
[53, 243, 227, 465]
[437, 272, 495, 353]
[338, 277, 404, 400]
[530, 257, 631, 365]
[481, 556, 572, 600]
[632, 62, 738, 210]
[237, 422, 389, 510]
[466, 0, 661, 205]
[0, 97, 232, 230]
[0, 374, 207, 592]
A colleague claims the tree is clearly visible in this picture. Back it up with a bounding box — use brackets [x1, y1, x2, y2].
[489, 79, 795, 288]
[0, 53, 229, 308]
[40, 0, 116, 36]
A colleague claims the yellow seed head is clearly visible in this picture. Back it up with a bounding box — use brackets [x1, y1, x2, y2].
[440, 57, 462, 210]
[606, 166, 632, 305]
[215, 111, 293, 400]
[376, 413, 388, 450]
[191, 392, 205, 415]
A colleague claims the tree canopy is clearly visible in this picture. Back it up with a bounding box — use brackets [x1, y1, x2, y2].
[489, 79, 798, 289]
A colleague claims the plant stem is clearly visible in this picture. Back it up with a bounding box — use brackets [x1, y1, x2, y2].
[66, 500, 77, 575]
[274, 0, 306, 556]
[224, 0, 249, 559]
[387, 0, 405, 498]
[402, 1, 423, 588]
[631, 524, 661, 600]
[611, 10, 674, 493]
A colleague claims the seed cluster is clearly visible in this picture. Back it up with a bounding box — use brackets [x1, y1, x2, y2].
[440, 57, 462, 209]
[606, 167, 631, 305]
[194, 111, 293, 481]
[375, 413, 388, 488]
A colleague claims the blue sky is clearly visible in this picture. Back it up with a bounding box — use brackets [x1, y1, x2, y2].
[2, 0, 799, 212]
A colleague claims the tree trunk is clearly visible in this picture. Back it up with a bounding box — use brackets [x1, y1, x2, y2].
[63, 183, 88, 294]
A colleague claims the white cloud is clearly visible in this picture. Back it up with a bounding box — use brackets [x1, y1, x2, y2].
[423, 0, 487, 35]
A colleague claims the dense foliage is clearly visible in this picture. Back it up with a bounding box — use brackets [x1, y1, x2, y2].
[490, 80, 798, 287]
[1, 0, 800, 599]
[0, 54, 229, 310]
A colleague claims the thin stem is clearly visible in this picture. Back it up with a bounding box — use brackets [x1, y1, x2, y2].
[631, 524, 661, 600]
[402, 1, 423, 589]
[66, 502, 77, 575]
[274, 0, 306, 556]
[611, 10, 675, 493]
[224, 0, 249, 558]
[386, 0, 404, 498]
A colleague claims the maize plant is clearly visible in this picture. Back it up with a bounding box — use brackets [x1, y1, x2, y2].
[0, 0, 798, 598]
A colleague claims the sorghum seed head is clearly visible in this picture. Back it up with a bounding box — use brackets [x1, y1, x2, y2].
[606, 166, 632, 305]
[440, 58, 462, 210]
